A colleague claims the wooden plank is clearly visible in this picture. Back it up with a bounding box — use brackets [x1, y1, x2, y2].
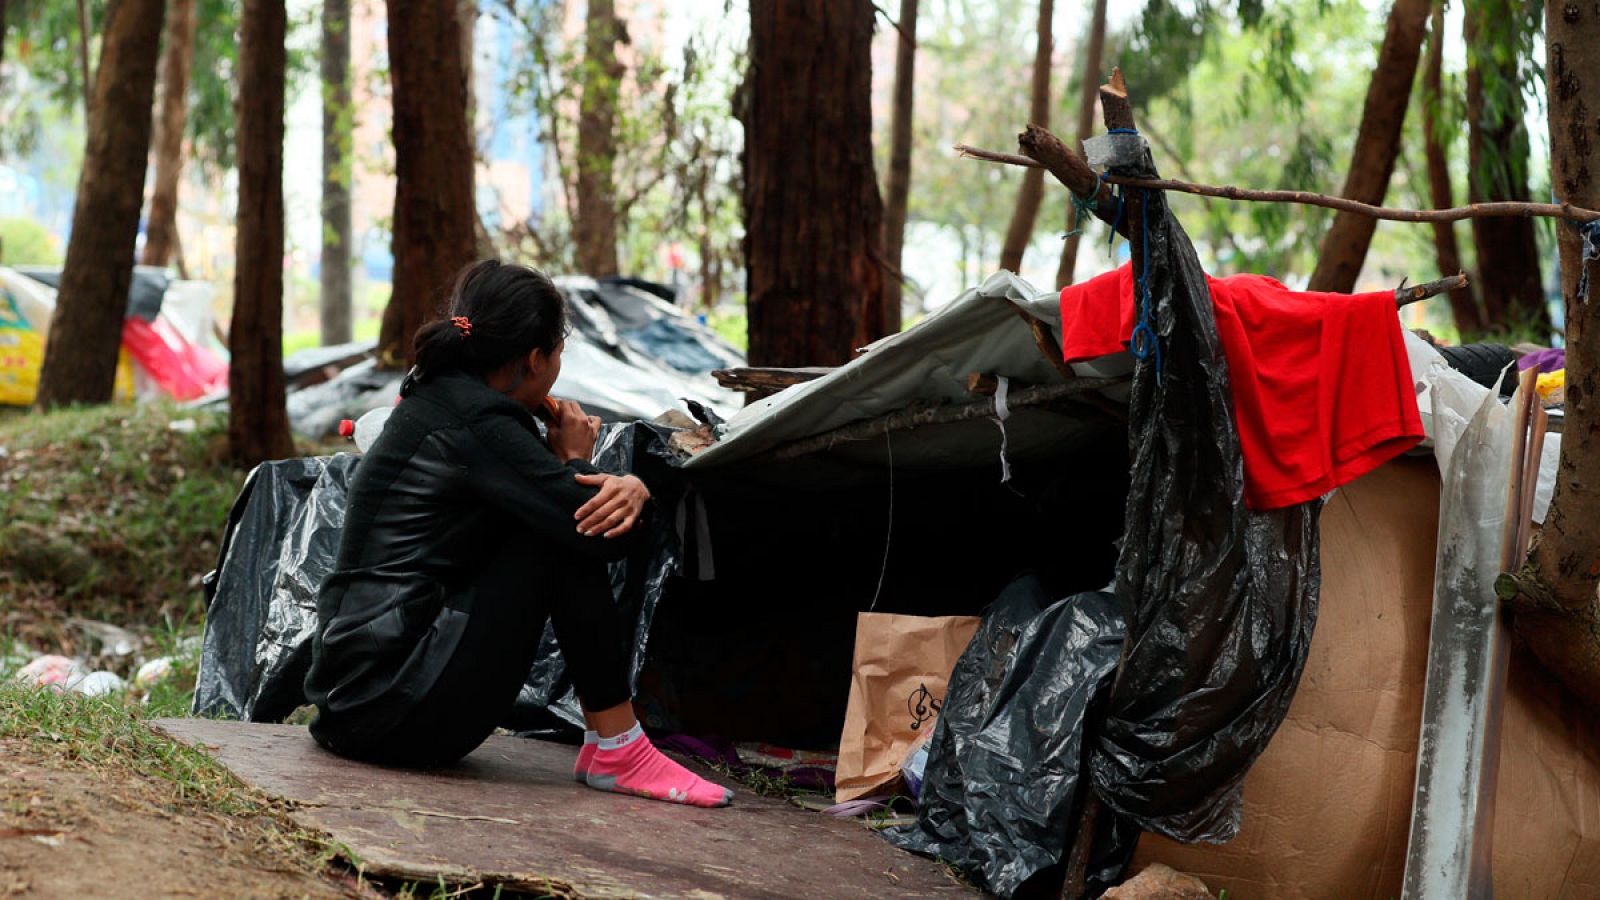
[153, 719, 970, 899]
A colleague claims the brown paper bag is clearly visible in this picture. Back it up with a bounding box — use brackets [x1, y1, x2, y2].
[834, 612, 981, 803]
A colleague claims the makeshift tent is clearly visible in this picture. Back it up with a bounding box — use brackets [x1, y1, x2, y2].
[0, 266, 227, 405]
[194, 256, 1589, 895]
[280, 277, 742, 438]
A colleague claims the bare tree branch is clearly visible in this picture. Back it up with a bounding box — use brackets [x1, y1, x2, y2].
[956, 140, 1600, 224]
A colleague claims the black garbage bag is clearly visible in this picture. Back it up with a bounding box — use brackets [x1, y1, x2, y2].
[1090, 150, 1322, 843]
[193, 421, 686, 732]
[887, 142, 1322, 892]
[884, 575, 1132, 897]
[195, 455, 359, 721]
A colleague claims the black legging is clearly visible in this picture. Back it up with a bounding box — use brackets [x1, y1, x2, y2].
[310, 531, 632, 767]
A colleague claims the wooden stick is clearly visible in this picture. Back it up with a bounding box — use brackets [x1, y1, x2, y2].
[956, 141, 1600, 224]
[769, 377, 1125, 461]
[1013, 308, 1080, 382]
[712, 366, 834, 393]
[1396, 273, 1470, 308]
[1063, 69, 1143, 900]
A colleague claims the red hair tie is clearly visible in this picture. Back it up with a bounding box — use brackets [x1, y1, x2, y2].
[451, 316, 473, 337]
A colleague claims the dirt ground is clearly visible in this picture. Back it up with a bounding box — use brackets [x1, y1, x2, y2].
[0, 739, 351, 899]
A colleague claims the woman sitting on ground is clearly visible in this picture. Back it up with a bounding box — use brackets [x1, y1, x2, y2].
[304, 260, 731, 808]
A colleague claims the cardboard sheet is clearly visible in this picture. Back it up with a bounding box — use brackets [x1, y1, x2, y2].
[1132, 458, 1600, 897]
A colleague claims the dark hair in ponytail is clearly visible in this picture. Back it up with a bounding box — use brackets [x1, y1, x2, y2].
[411, 260, 568, 384]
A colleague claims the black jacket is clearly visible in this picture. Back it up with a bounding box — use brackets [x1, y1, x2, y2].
[303, 372, 641, 737]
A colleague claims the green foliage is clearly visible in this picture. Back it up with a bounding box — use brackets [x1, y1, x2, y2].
[899, 0, 1040, 286]
[1463, 0, 1544, 198]
[489, 0, 745, 297]
[186, 0, 243, 176]
[1125, 0, 1406, 278]
[2, 0, 312, 176]
[0, 216, 63, 265]
[0, 402, 243, 626]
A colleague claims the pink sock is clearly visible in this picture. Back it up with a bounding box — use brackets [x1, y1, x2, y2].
[584, 724, 733, 808]
[574, 730, 598, 783]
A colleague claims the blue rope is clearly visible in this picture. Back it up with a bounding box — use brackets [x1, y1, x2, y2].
[1128, 187, 1163, 382]
[1065, 173, 1109, 239]
[1091, 126, 1161, 379]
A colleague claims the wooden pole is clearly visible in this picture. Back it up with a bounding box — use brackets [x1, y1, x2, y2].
[957, 141, 1600, 224]
[1061, 69, 1141, 899]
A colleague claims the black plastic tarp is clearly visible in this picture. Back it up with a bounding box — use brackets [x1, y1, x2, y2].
[17, 265, 170, 321]
[1092, 159, 1321, 845]
[195, 455, 358, 722]
[885, 576, 1133, 896]
[193, 421, 684, 729]
[886, 142, 1321, 893]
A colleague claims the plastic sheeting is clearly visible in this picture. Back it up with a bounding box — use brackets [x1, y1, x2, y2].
[192, 422, 682, 732]
[1088, 148, 1322, 845]
[196, 455, 358, 722]
[886, 148, 1322, 894]
[885, 576, 1132, 896]
[1405, 330, 1560, 524]
[279, 288, 740, 439]
[16, 265, 170, 321]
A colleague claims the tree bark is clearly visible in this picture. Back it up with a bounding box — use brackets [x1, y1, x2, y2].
[742, 0, 886, 367]
[1508, 0, 1600, 708]
[998, 0, 1054, 274]
[141, 0, 197, 270]
[1421, 1, 1481, 335]
[1307, 0, 1431, 292]
[575, 0, 623, 278]
[882, 0, 918, 332]
[34, 0, 165, 409]
[228, 0, 293, 468]
[1055, 0, 1108, 289]
[1465, 0, 1549, 332]
[320, 0, 353, 346]
[379, 0, 478, 367]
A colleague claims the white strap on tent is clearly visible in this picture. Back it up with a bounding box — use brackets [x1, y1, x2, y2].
[991, 375, 1014, 484]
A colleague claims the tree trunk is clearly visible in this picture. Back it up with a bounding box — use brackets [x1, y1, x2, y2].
[141, 0, 197, 270]
[882, 0, 918, 332]
[1421, 1, 1482, 335]
[461, 0, 495, 259]
[1307, 0, 1430, 292]
[34, 0, 165, 409]
[1, 0, 10, 97]
[742, 0, 886, 367]
[320, 0, 353, 346]
[379, 0, 477, 367]
[1507, 0, 1600, 708]
[228, 0, 293, 468]
[1465, 0, 1549, 332]
[997, 0, 1053, 274]
[76, 0, 94, 119]
[575, 0, 623, 278]
[1055, 0, 1108, 289]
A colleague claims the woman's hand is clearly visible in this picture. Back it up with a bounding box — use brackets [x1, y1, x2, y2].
[573, 473, 651, 538]
[546, 399, 600, 463]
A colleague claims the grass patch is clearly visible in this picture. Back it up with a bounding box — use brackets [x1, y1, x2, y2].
[705, 306, 747, 353]
[0, 681, 340, 878]
[0, 402, 242, 634]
